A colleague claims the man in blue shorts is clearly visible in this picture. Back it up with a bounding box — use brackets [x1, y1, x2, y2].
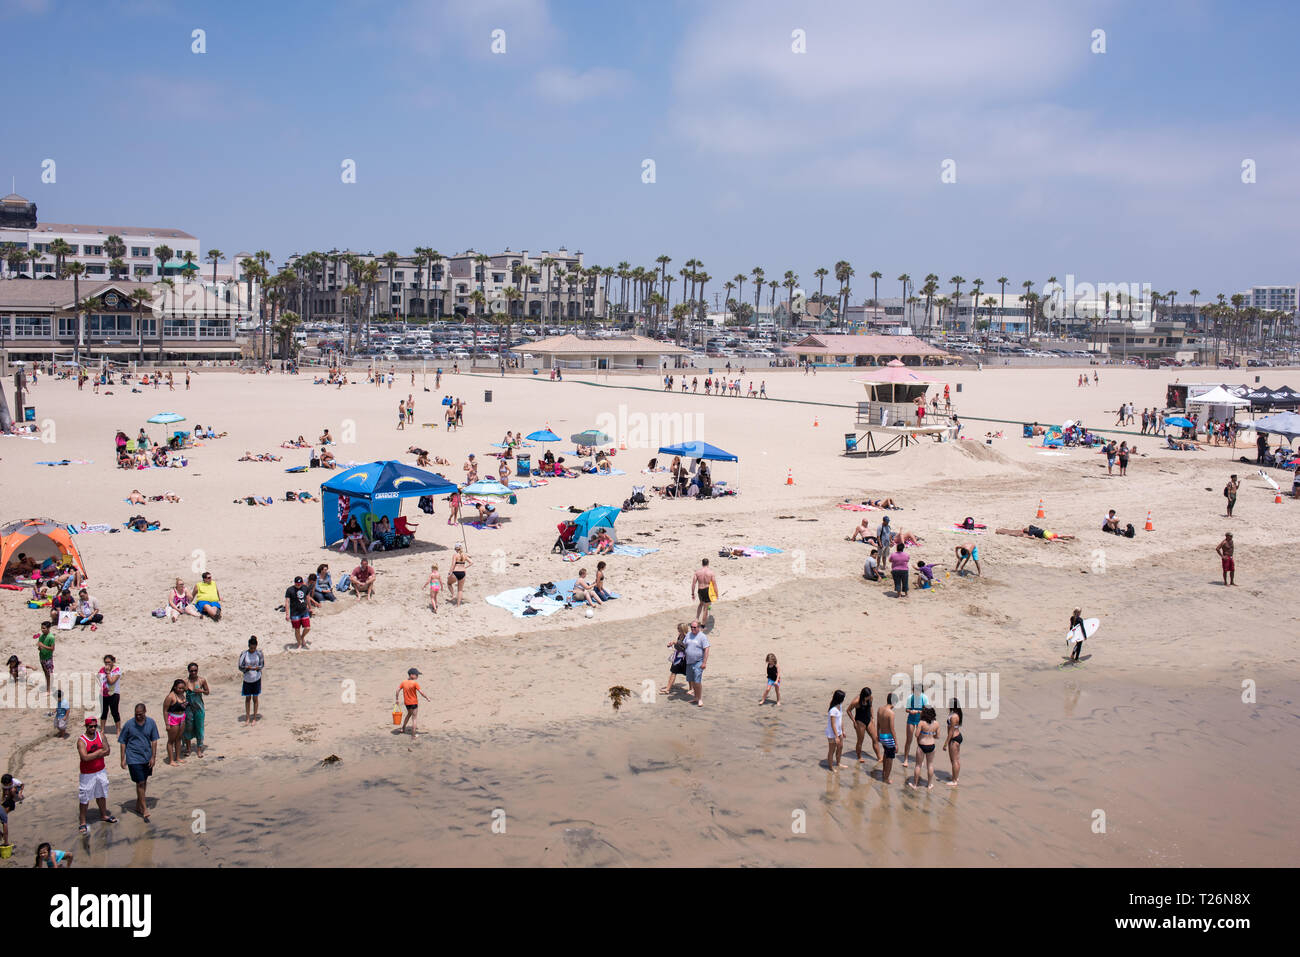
[117, 703, 159, 822]
[901, 684, 929, 768]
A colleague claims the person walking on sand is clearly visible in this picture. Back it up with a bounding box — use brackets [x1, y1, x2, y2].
[397, 400, 406, 430]
[1216, 532, 1236, 586]
[1224, 474, 1239, 518]
[660, 623, 690, 696]
[182, 662, 209, 757]
[35, 621, 55, 696]
[759, 653, 781, 705]
[239, 636, 265, 724]
[447, 544, 472, 606]
[285, 575, 312, 648]
[877, 693, 899, 783]
[76, 717, 116, 832]
[847, 687, 880, 763]
[907, 706, 940, 789]
[396, 668, 430, 736]
[163, 679, 188, 765]
[944, 698, 963, 786]
[825, 690, 846, 771]
[682, 619, 710, 707]
[692, 558, 718, 625]
[1068, 607, 1089, 662]
[118, 703, 159, 822]
[901, 683, 929, 767]
[425, 563, 441, 613]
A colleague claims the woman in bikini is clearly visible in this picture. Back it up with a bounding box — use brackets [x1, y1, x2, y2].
[908, 706, 940, 789]
[660, 623, 689, 696]
[163, 679, 189, 765]
[447, 544, 472, 606]
[847, 687, 881, 763]
[944, 697, 963, 786]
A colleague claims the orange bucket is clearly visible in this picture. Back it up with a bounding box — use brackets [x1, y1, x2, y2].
[391, 709, 402, 725]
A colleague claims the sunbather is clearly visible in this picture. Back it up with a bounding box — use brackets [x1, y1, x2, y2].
[1166, 435, 1201, 451]
[995, 526, 1076, 541]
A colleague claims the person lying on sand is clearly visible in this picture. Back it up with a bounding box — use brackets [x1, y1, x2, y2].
[1166, 435, 1201, 451]
[238, 452, 283, 462]
[995, 526, 1076, 541]
[866, 498, 900, 509]
[128, 489, 147, 505]
[281, 436, 310, 448]
[848, 518, 874, 542]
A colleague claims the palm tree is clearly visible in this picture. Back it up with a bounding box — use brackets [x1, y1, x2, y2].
[781, 271, 798, 344]
[107, 258, 127, 281]
[63, 261, 86, 361]
[814, 267, 828, 315]
[429, 250, 445, 318]
[104, 233, 126, 268]
[156, 278, 175, 360]
[767, 280, 779, 337]
[1188, 288, 1200, 332]
[274, 310, 302, 359]
[129, 287, 153, 362]
[868, 270, 883, 326]
[502, 286, 523, 351]
[49, 238, 74, 279]
[656, 254, 672, 302]
[969, 279, 983, 335]
[207, 248, 224, 286]
[921, 275, 939, 335]
[154, 243, 174, 284]
[996, 276, 1009, 335]
[948, 277, 965, 332]
[2, 241, 23, 277]
[27, 248, 43, 278]
[751, 267, 765, 326]
[340, 283, 360, 354]
[897, 273, 911, 325]
[834, 261, 853, 325]
[1021, 280, 1034, 337]
[981, 296, 998, 351]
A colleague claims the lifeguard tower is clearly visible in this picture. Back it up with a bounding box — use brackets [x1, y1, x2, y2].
[845, 360, 955, 455]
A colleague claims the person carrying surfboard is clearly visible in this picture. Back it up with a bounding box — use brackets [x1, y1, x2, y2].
[1068, 608, 1088, 662]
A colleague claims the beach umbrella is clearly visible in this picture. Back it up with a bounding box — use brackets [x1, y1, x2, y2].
[526, 429, 561, 443]
[1164, 416, 1195, 429]
[570, 429, 611, 446]
[147, 412, 186, 424]
[461, 479, 513, 499]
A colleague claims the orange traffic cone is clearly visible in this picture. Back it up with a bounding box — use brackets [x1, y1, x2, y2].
[1144, 510, 1153, 531]
[1035, 499, 1045, 519]
[813, 417, 819, 428]
[786, 469, 794, 486]
[1275, 491, 1283, 504]
[619, 438, 627, 451]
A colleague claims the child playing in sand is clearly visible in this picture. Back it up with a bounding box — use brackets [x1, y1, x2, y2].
[760, 653, 781, 705]
[426, 564, 441, 613]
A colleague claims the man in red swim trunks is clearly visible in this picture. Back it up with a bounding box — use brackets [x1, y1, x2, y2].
[1215, 531, 1236, 586]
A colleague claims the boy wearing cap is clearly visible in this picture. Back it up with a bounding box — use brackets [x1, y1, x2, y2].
[396, 668, 430, 736]
[285, 575, 312, 648]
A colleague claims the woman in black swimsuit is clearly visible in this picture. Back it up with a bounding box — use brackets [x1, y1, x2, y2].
[847, 687, 880, 763]
[944, 697, 963, 786]
[447, 544, 472, 607]
[908, 706, 939, 790]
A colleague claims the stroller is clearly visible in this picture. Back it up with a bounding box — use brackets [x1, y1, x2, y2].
[552, 521, 580, 556]
[622, 486, 650, 511]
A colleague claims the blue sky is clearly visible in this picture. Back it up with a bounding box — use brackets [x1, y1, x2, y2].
[3, 0, 1298, 299]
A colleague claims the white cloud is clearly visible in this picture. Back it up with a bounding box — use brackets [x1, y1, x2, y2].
[534, 66, 631, 103]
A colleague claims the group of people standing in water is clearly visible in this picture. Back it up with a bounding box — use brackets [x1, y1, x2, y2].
[824, 684, 963, 789]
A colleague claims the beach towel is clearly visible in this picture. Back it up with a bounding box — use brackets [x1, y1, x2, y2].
[947, 528, 986, 535]
[36, 459, 93, 466]
[285, 465, 309, 473]
[465, 522, 500, 530]
[67, 523, 113, 534]
[610, 544, 658, 558]
[836, 503, 875, 512]
[726, 546, 783, 557]
[953, 522, 987, 530]
[485, 587, 566, 618]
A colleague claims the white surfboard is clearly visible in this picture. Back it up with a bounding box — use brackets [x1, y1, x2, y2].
[1066, 618, 1100, 646]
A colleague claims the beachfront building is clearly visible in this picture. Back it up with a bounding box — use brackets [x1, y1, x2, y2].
[0, 278, 243, 364]
[524, 334, 691, 371]
[1246, 284, 1298, 314]
[1089, 318, 1209, 363]
[292, 248, 606, 324]
[788, 333, 952, 367]
[0, 195, 200, 281]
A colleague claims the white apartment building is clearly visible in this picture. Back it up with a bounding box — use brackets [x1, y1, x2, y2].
[0, 192, 200, 280]
[1246, 284, 1298, 313]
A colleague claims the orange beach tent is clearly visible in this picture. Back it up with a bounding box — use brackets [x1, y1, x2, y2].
[0, 519, 88, 580]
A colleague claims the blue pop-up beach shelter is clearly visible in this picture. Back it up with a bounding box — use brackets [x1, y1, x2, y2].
[572, 505, 621, 554]
[657, 440, 740, 489]
[320, 461, 458, 546]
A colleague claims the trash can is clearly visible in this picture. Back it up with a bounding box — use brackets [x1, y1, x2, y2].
[23, 407, 35, 422]
[484, 390, 492, 403]
[956, 383, 963, 392]
[532, 368, 539, 376]
[844, 433, 858, 452]
[517, 453, 531, 476]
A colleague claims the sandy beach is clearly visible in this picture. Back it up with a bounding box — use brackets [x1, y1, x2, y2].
[2, 364, 1298, 866]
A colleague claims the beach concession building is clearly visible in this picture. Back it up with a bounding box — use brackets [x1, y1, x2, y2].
[0, 278, 243, 363]
[523, 334, 691, 371]
[789, 333, 952, 367]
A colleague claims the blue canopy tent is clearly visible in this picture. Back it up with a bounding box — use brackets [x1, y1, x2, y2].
[320, 461, 458, 546]
[572, 505, 621, 554]
[657, 440, 740, 492]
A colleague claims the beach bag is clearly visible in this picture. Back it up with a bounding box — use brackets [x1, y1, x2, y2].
[152, 608, 167, 618]
[670, 649, 688, 675]
[336, 572, 351, 593]
[418, 495, 434, 514]
[1223, 484, 1231, 498]
[57, 610, 76, 630]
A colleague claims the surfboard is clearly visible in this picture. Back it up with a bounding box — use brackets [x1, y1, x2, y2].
[1065, 618, 1101, 646]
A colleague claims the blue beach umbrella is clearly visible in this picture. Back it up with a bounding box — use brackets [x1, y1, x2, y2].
[461, 479, 513, 498]
[570, 429, 611, 446]
[526, 429, 561, 443]
[1164, 416, 1195, 429]
[147, 412, 186, 424]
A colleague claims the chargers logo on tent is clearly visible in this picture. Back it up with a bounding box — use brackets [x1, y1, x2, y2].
[373, 492, 399, 499]
[392, 477, 421, 487]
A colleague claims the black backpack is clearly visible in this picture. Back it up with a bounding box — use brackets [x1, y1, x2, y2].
[1124, 523, 1136, 538]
